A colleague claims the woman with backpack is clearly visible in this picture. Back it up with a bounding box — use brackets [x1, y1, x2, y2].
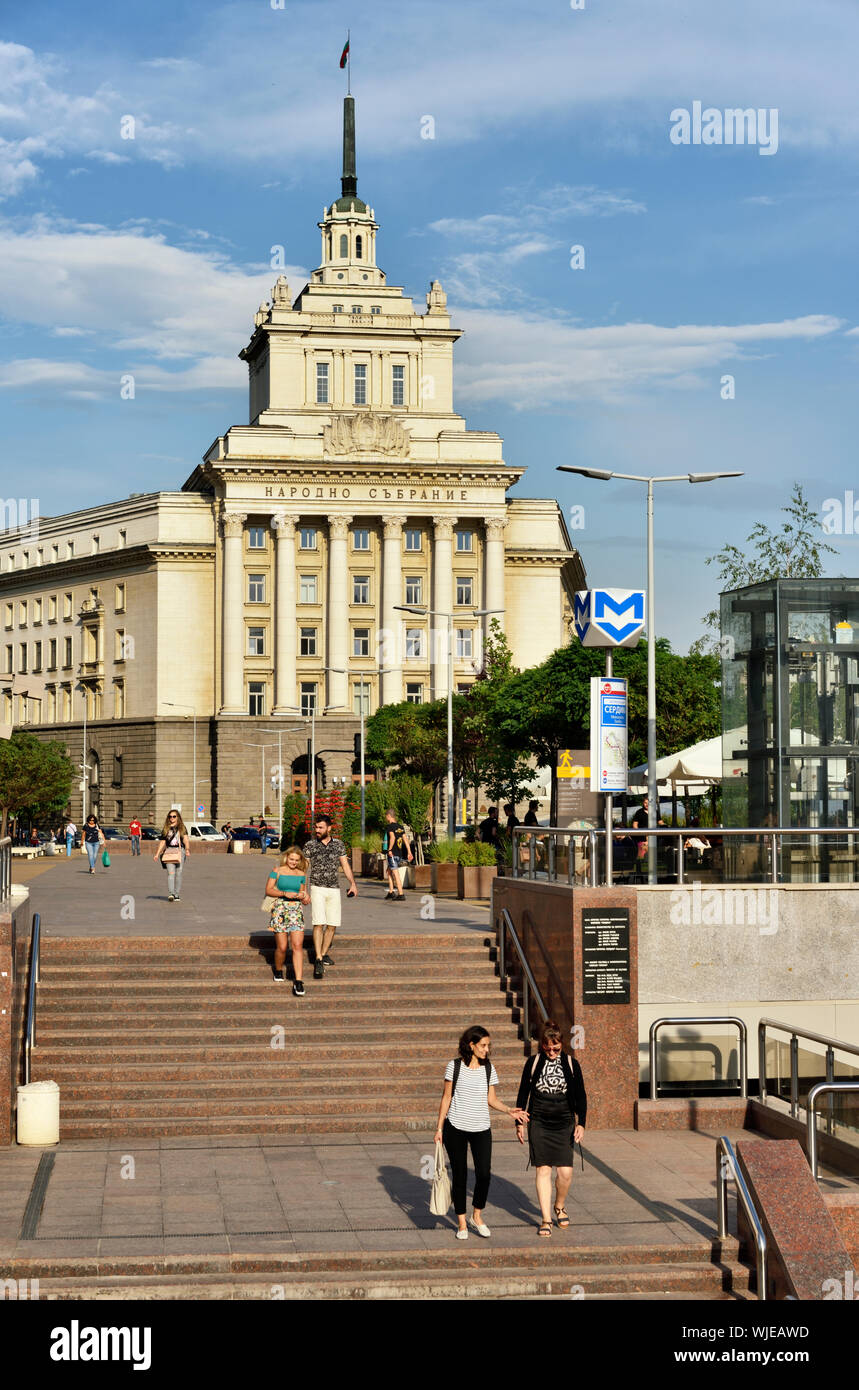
[433, 1025, 528, 1240]
[515, 1019, 587, 1237]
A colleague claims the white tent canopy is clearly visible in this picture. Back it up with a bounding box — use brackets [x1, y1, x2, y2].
[628, 735, 726, 792]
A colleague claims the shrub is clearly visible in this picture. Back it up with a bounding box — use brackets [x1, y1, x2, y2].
[474, 841, 499, 866]
[359, 832, 382, 853]
[455, 841, 479, 866]
[427, 838, 459, 864]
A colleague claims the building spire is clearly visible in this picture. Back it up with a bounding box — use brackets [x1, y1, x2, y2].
[341, 95, 357, 201]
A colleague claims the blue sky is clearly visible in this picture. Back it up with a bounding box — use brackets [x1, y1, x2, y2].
[1, 0, 858, 651]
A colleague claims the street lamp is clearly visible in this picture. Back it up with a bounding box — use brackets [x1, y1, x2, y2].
[258, 725, 306, 841]
[557, 465, 743, 881]
[240, 741, 278, 827]
[270, 702, 345, 825]
[322, 665, 386, 839]
[164, 702, 197, 822]
[395, 604, 505, 842]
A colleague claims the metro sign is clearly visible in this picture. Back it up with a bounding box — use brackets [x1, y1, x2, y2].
[574, 589, 646, 648]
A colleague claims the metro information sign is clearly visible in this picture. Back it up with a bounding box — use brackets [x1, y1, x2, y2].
[589, 677, 629, 793]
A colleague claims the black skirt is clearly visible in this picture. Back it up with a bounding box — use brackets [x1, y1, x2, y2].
[528, 1093, 575, 1168]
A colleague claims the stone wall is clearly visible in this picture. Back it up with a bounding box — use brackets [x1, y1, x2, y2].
[1, 889, 31, 1145]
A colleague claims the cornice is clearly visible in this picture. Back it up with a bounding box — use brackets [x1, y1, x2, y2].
[0, 542, 215, 594]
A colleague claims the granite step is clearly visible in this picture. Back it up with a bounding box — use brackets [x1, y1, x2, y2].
[33, 1024, 520, 1046]
[37, 987, 511, 1010]
[40, 934, 487, 955]
[45, 1078, 449, 1101]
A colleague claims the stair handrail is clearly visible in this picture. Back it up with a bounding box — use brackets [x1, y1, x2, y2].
[716, 1135, 768, 1301]
[0, 836, 10, 904]
[806, 1081, 859, 1181]
[649, 1015, 748, 1101]
[23, 912, 41, 1086]
[498, 907, 549, 1045]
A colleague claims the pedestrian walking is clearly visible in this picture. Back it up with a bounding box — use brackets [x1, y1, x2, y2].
[129, 815, 142, 857]
[82, 815, 105, 874]
[153, 809, 191, 902]
[515, 1019, 587, 1237]
[265, 846, 311, 996]
[259, 817, 268, 855]
[302, 814, 358, 978]
[434, 1025, 528, 1240]
[64, 820, 77, 857]
[383, 807, 413, 901]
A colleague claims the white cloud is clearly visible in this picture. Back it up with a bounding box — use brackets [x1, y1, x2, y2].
[452, 309, 843, 408]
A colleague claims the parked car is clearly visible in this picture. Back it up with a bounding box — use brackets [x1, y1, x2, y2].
[187, 822, 227, 842]
[140, 827, 159, 841]
[231, 825, 279, 848]
[102, 827, 130, 841]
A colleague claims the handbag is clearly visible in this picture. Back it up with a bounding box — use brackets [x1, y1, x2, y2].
[429, 1139, 452, 1216]
[101, 848, 110, 867]
[162, 847, 181, 864]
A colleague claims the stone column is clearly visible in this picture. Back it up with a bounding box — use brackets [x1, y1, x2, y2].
[220, 511, 247, 714]
[484, 516, 508, 636]
[271, 513, 297, 714]
[432, 515, 456, 701]
[328, 514, 353, 712]
[381, 514, 403, 706]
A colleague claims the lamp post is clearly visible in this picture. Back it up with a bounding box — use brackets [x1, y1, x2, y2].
[322, 665, 386, 839]
[258, 725, 305, 842]
[240, 741, 279, 828]
[557, 466, 743, 882]
[164, 702, 197, 822]
[395, 605, 504, 842]
[271, 702, 345, 825]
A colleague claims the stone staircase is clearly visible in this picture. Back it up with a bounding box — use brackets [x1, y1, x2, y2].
[32, 933, 526, 1139]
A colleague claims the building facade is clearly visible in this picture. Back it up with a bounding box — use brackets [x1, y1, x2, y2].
[0, 97, 584, 826]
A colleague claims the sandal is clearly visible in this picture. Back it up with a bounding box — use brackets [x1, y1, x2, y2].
[538, 1220, 553, 1238]
[554, 1207, 570, 1228]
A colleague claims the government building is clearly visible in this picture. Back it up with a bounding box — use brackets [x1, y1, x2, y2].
[0, 97, 584, 826]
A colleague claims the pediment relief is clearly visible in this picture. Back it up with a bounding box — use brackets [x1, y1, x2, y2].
[322, 413, 411, 460]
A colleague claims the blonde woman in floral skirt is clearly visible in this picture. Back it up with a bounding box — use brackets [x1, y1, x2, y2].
[265, 846, 311, 996]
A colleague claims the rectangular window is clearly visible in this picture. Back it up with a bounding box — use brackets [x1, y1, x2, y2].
[248, 573, 265, 603]
[371, 305, 381, 316]
[64, 592, 73, 619]
[456, 530, 474, 552]
[114, 583, 126, 612]
[316, 361, 330, 403]
[299, 627, 317, 657]
[62, 685, 71, 721]
[114, 799, 123, 820]
[352, 575, 370, 604]
[47, 687, 56, 722]
[33, 599, 42, 624]
[353, 684, 370, 717]
[404, 528, 422, 551]
[248, 526, 266, 549]
[92, 534, 100, 554]
[248, 682, 265, 717]
[456, 576, 473, 606]
[353, 628, 370, 657]
[19, 642, 27, 674]
[299, 574, 317, 604]
[405, 628, 423, 659]
[300, 527, 317, 550]
[67, 541, 74, 558]
[4, 645, 11, 674]
[456, 628, 473, 659]
[332, 304, 343, 314]
[405, 576, 422, 605]
[18, 601, 27, 626]
[115, 629, 126, 662]
[300, 681, 317, 716]
[48, 595, 57, 621]
[63, 636, 73, 668]
[33, 641, 42, 672]
[2, 692, 11, 725]
[248, 626, 265, 656]
[353, 528, 370, 551]
[354, 362, 367, 405]
[114, 681, 125, 719]
[351, 304, 361, 316]
[392, 364, 405, 406]
[48, 638, 57, 670]
[406, 682, 423, 704]
[51, 544, 59, 562]
[4, 603, 11, 628]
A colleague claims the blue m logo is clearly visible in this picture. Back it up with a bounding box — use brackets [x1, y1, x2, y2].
[574, 589, 645, 648]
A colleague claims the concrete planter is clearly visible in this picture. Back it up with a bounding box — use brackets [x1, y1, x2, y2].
[478, 865, 498, 899]
[431, 862, 458, 895]
[457, 864, 481, 899]
[350, 847, 362, 876]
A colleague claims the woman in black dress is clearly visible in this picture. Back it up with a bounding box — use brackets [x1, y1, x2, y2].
[515, 1019, 587, 1237]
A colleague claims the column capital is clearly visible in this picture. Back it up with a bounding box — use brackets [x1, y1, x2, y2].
[329, 514, 354, 541]
[485, 516, 508, 541]
[432, 514, 458, 541]
[221, 510, 247, 539]
[381, 514, 403, 540]
[271, 512, 297, 538]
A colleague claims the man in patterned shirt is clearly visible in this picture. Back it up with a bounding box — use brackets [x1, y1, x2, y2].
[303, 814, 358, 977]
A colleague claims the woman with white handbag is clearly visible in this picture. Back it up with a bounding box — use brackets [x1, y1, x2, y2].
[432, 1025, 528, 1240]
[153, 809, 191, 902]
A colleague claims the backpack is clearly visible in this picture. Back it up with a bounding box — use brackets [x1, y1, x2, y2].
[451, 1057, 491, 1094]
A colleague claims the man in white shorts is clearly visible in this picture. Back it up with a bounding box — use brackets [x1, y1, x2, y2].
[303, 814, 358, 978]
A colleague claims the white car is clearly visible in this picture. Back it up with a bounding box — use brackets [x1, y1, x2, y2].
[187, 822, 226, 842]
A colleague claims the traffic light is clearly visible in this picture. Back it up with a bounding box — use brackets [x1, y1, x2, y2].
[353, 732, 362, 759]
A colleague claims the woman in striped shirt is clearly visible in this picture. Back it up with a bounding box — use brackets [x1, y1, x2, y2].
[434, 1025, 528, 1240]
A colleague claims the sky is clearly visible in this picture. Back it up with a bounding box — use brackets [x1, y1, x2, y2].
[1, 0, 858, 652]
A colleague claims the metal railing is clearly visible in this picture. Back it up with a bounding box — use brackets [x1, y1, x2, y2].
[497, 907, 549, 1045]
[512, 823, 859, 886]
[23, 912, 41, 1086]
[649, 1016, 748, 1101]
[807, 1082, 859, 1181]
[0, 835, 10, 903]
[716, 1136, 768, 1301]
[758, 1018, 859, 1116]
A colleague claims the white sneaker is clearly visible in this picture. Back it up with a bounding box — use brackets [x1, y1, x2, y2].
[455, 1229, 468, 1240]
[470, 1217, 491, 1238]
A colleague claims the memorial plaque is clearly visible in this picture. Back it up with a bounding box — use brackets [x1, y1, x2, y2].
[581, 907, 630, 1004]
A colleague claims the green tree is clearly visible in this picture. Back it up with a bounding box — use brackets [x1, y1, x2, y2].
[0, 733, 74, 838]
[692, 483, 836, 653]
[388, 772, 434, 863]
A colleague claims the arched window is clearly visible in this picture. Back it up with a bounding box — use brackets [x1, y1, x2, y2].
[355, 234, 363, 260]
[339, 234, 348, 258]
